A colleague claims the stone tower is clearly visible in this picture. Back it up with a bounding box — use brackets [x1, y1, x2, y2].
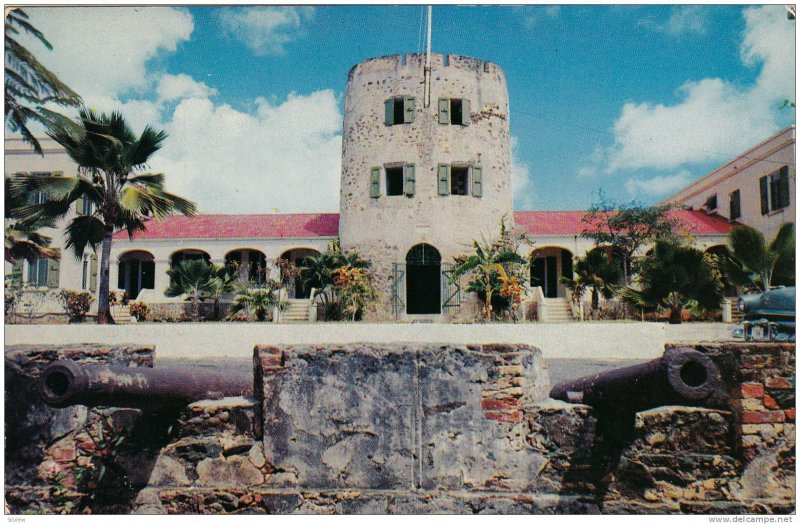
[339, 53, 513, 319]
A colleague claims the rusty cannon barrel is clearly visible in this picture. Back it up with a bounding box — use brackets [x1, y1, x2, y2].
[38, 360, 253, 409]
[549, 347, 722, 413]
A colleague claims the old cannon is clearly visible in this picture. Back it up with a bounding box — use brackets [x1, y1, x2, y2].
[549, 347, 722, 413]
[38, 359, 253, 409]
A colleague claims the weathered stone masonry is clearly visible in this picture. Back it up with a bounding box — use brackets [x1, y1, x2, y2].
[4, 342, 796, 514]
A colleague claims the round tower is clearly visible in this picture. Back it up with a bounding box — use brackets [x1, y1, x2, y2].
[339, 53, 514, 319]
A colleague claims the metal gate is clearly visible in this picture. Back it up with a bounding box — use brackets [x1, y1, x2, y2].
[441, 263, 461, 313]
[391, 263, 405, 320]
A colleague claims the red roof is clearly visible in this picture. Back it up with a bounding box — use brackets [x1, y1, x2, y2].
[113, 209, 731, 240]
[512, 210, 733, 236]
[113, 213, 339, 240]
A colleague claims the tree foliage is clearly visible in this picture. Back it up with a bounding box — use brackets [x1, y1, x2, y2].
[582, 193, 680, 282]
[725, 223, 795, 292]
[452, 218, 527, 321]
[562, 249, 622, 312]
[5, 8, 81, 154]
[299, 238, 372, 320]
[7, 109, 196, 323]
[621, 240, 724, 324]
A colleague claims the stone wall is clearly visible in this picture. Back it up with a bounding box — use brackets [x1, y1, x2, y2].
[4, 342, 796, 515]
[339, 53, 513, 318]
[5, 344, 154, 514]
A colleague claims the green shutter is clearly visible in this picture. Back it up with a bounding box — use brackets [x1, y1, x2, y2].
[760, 175, 769, 214]
[90, 254, 98, 292]
[472, 166, 483, 197]
[11, 258, 23, 283]
[438, 98, 450, 124]
[461, 99, 471, 126]
[438, 164, 450, 195]
[47, 250, 60, 288]
[403, 96, 415, 123]
[403, 163, 416, 196]
[75, 194, 85, 214]
[778, 166, 790, 209]
[384, 98, 394, 126]
[370, 167, 381, 198]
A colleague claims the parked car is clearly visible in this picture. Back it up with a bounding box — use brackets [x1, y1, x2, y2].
[737, 286, 795, 341]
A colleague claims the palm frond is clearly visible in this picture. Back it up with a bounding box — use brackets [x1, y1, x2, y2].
[64, 215, 105, 259]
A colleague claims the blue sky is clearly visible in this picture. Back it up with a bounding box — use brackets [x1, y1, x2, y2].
[19, 5, 796, 213]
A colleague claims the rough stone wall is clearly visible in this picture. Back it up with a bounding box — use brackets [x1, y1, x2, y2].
[5, 344, 154, 514]
[339, 53, 513, 316]
[5, 342, 796, 515]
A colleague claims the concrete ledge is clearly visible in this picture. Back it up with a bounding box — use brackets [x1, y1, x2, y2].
[5, 322, 735, 361]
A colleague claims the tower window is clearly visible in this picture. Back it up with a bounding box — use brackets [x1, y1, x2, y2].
[384, 96, 415, 125]
[438, 98, 471, 126]
[386, 167, 404, 196]
[450, 167, 469, 195]
[704, 194, 717, 211]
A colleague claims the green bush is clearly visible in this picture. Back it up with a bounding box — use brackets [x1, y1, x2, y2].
[58, 290, 94, 323]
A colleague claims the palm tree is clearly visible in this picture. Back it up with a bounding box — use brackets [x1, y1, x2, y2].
[229, 282, 286, 322]
[8, 109, 196, 323]
[5, 8, 81, 154]
[4, 179, 60, 264]
[164, 259, 218, 321]
[299, 238, 370, 316]
[622, 240, 723, 324]
[451, 240, 526, 321]
[562, 249, 622, 312]
[725, 223, 795, 292]
[207, 265, 238, 320]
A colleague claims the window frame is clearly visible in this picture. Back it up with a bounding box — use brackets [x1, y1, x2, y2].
[27, 257, 49, 287]
[729, 189, 741, 221]
[385, 166, 405, 196]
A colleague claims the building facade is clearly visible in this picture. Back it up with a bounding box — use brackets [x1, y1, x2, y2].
[663, 126, 795, 241]
[7, 53, 784, 322]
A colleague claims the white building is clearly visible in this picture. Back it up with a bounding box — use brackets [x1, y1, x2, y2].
[7, 53, 779, 322]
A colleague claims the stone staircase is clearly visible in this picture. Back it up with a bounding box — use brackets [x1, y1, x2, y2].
[110, 305, 132, 324]
[280, 298, 313, 323]
[540, 297, 573, 322]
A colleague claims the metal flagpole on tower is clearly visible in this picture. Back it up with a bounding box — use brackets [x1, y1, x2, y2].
[424, 5, 432, 108]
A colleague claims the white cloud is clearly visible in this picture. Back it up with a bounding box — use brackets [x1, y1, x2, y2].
[511, 136, 535, 210]
[157, 74, 218, 102]
[219, 6, 314, 56]
[523, 5, 560, 30]
[640, 6, 710, 37]
[607, 6, 795, 172]
[625, 170, 693, 197]
[577, 166, 596, 178]
[150, 90, 343, 214]
[23, 7, 194, 98]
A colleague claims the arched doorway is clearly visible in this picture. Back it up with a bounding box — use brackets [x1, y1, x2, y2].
[406, 244, 441, 314]
[225, 249, 267, 285]
[118, 250, 155, 299]
[530, 247, 574, 298]
[281, 248, 321, 299]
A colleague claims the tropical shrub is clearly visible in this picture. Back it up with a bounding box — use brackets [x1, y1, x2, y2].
[128, 301, 150, 321]
[228, 280, 286, 322]
[58, 290, 93, 323]
[562, 249, 622, 312]
[452, 218, 527, 321]
[300, 238, 372, 321]
[333, 264, 376, 321]
[621, 240, 724, 324]
[165, 259, 221, 321]
[725, 223, 795, 292]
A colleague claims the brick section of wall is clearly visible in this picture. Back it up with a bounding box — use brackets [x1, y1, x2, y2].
[665, 342, 796, 463]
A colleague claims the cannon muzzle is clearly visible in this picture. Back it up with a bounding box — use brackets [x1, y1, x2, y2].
[39, 360, 253, 409]
[549, 348, 721, 413]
